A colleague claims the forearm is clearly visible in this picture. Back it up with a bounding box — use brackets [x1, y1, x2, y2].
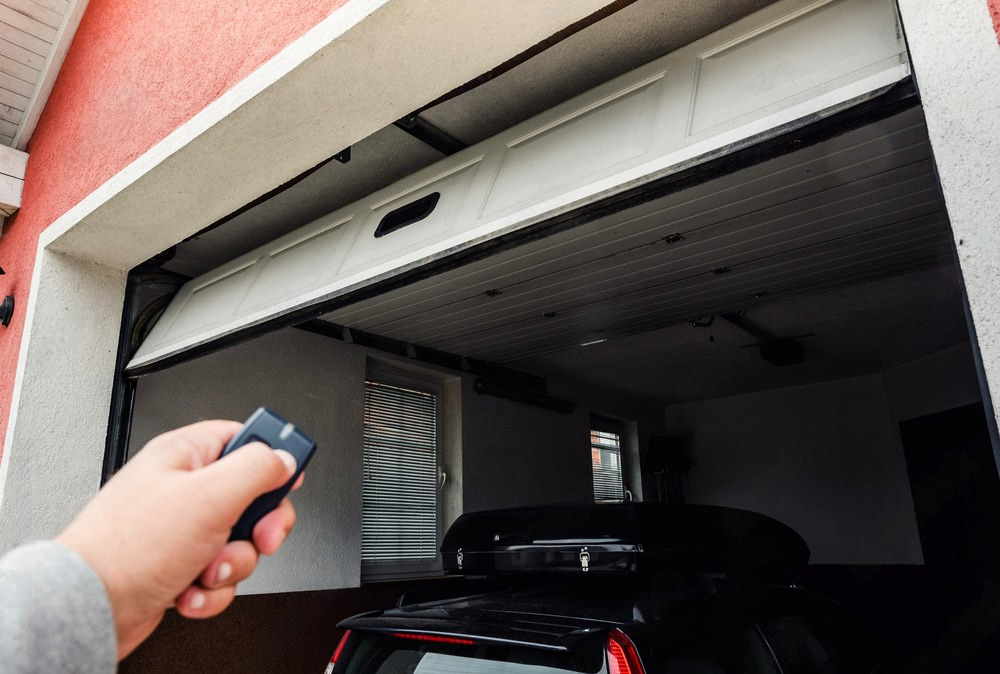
[0, 541, 117, 674]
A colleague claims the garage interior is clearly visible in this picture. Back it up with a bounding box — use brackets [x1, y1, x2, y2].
[115, 1, 1000, 672]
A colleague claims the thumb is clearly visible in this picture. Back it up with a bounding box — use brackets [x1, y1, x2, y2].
[196, 442, 297, 522]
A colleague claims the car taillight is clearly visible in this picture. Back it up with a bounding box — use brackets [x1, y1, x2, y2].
[607, 629, 644, 674]
[389, 632, 476, 645]
[326, 629, 351, 672]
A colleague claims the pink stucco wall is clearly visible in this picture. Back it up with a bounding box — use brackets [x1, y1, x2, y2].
[0, 0, 348, 453]
[991, 0, 1000, 39]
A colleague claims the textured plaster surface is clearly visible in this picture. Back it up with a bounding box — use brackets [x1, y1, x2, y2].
[0, 0, 349, 458]
[0, 0, 617, 547]
[990, 0, 1000, 37]
[129, 329, 365, 594]
[0, 249, 124, 545]
[896, 0, 1000, 428]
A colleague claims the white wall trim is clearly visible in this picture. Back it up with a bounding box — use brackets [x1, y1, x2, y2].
[0, 0, 617, 551]
[895, 0, 1000, 429]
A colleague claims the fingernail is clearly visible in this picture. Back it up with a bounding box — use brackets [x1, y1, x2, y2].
[215, 562, 232, 584]
[274, 449, 297, 475]
[189, 591, 206, 610]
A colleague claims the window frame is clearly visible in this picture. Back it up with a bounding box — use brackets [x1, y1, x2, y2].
[361, 364, 446, 581]
[591, 414, 627, 503]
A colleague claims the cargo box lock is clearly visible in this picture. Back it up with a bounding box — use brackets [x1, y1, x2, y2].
[456, 548, 463, 570]
[580, 547, 590, 572]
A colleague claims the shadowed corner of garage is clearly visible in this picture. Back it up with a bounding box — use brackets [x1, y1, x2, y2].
[91, 0, 1000, 672]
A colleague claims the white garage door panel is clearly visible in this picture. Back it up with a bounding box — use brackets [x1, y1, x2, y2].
[128, 0, 908, 372]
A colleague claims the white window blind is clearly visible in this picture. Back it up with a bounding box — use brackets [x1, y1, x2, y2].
[591, 429, 624, 503]
[362, 379, 439, 565]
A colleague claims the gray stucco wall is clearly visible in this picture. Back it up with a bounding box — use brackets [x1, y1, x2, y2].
[130, 329, 367, 594]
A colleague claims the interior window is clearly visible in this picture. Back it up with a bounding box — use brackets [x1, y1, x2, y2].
[591, 416, 626, 503]
[652, 626, 781, 674]
[361, 378, 441, 579]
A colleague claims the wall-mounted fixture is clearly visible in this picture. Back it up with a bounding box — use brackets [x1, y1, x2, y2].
[0, 294, 12, 327]
[0, 266, 10, 327]
[721, 311, 806, 366]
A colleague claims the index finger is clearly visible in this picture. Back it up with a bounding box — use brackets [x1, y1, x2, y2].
[142, 419, 244, 470]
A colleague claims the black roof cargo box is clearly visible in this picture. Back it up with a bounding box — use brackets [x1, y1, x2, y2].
[441, 503, 809, 576]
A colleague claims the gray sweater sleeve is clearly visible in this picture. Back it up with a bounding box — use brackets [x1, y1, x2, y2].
[0, 541, 117, 673]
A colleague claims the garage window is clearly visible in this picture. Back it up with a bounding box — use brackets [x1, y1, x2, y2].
[591, 416, 625, 503]
[362, 376, 442, 578]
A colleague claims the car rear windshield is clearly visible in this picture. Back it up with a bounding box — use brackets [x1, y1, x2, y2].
[334, 631, 606, 674]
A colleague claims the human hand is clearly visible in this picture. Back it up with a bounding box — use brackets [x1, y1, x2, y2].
[56, 420, 303, 660]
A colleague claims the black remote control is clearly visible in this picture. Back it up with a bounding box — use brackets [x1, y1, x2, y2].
[218, 407, 317, 541]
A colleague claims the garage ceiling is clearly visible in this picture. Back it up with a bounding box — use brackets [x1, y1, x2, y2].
[320, 106, 954, 363]
[519, 265, 967, 404]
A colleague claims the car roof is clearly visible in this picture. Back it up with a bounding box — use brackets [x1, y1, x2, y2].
[339, 578, 821, 652]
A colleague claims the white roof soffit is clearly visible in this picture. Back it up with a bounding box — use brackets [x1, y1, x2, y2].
[128, 0, 910, 374]
[9, 0, 90, 150]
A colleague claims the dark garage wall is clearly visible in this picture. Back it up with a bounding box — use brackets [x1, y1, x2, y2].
[883, 342, 983, 422]
[461, 390, 592, 512]
[663, 373, 924, 564]
[661, 343, 985, 565]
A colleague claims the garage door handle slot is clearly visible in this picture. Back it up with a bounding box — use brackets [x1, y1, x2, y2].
[374, 192, 441, 238]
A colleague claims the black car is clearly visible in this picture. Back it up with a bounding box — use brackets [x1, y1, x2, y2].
[326, 504, 897, 674]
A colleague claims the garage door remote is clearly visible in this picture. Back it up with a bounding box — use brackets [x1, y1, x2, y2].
[219, 407, 317, 541]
